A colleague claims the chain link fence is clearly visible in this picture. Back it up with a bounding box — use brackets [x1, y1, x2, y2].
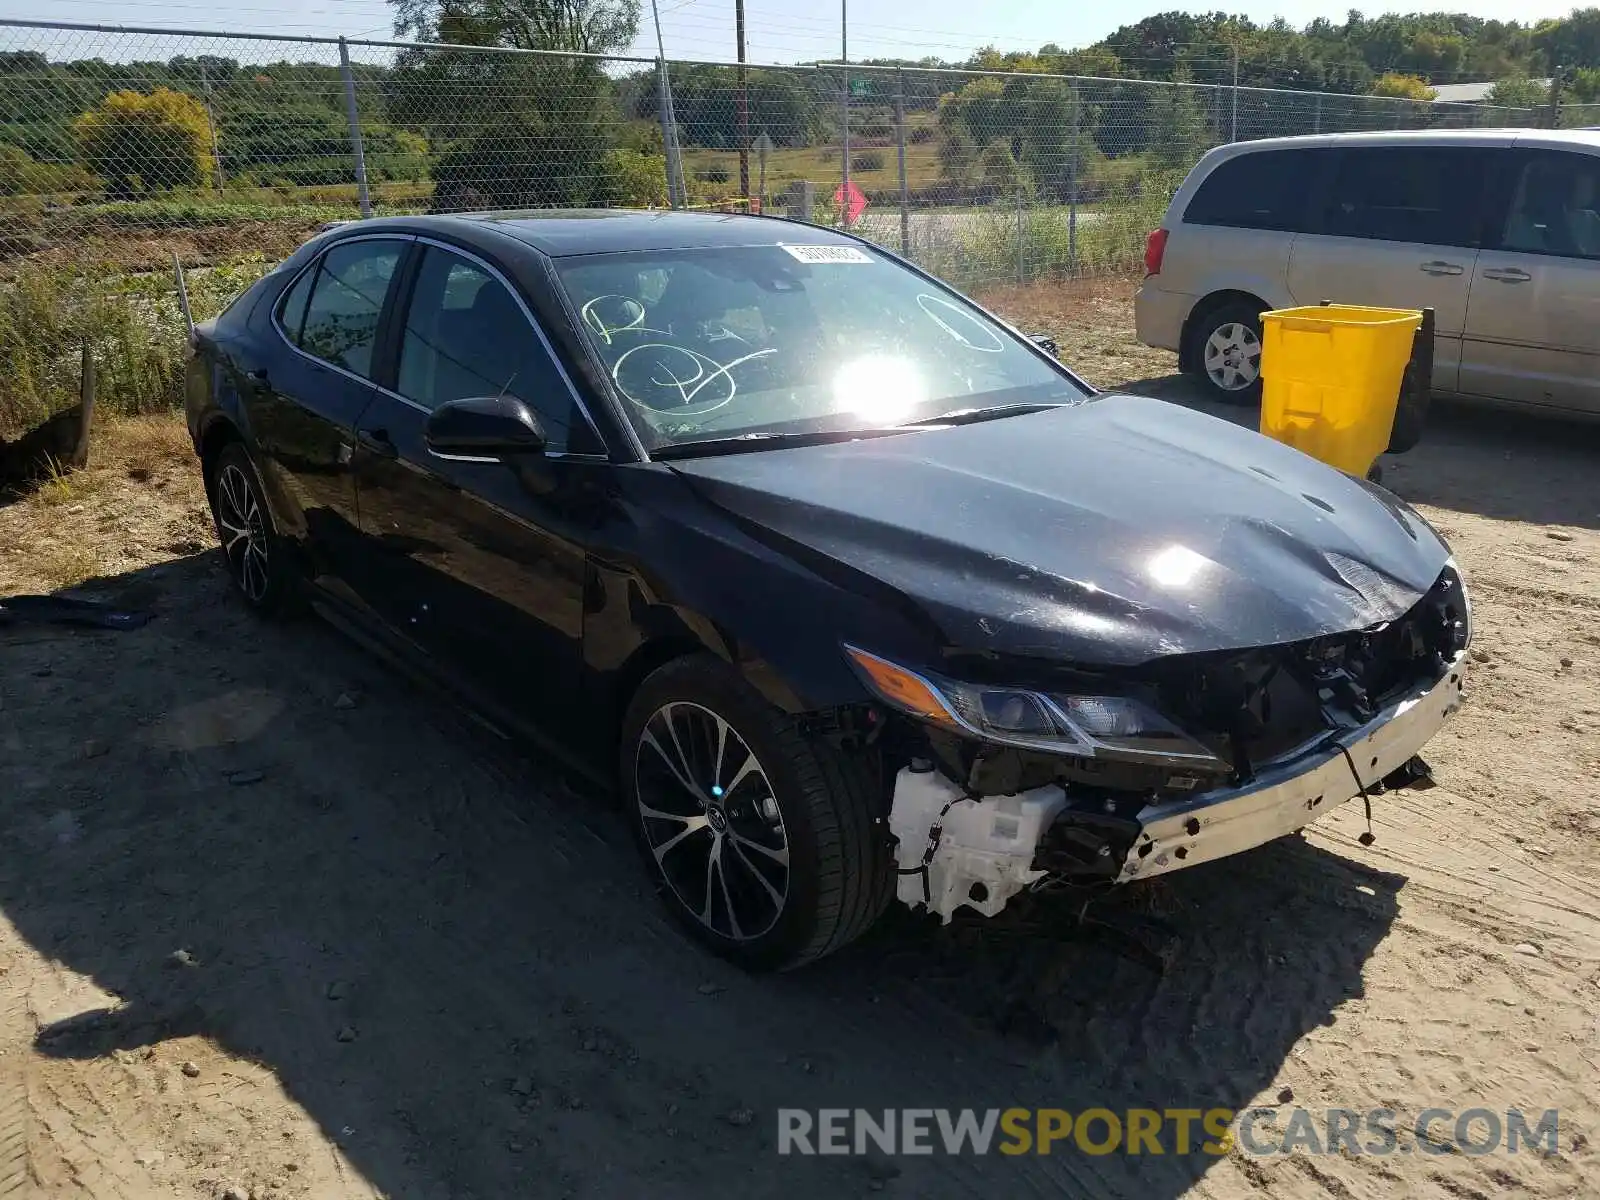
[1, 17, 1596, 431]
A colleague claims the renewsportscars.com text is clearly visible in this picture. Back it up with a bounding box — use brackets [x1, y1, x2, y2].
[777, 1107, 1561, 1158]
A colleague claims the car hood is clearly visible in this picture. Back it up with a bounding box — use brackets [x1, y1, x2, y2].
[667, 395, 1451, 667]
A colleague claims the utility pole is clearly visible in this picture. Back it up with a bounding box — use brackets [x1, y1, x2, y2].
[840, 0, 849, 224]
[736, 0, 749, 205]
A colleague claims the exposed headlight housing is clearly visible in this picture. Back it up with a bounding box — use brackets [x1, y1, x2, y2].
[1444, 557, 1472, 651]
[843, 645, 1224, 768]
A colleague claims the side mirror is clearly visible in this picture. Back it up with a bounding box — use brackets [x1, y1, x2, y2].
[425, 395, 546, 458]
[1029, 333, 1059, 358]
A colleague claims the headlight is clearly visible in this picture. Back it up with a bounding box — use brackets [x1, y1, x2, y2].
[1445, 557, 1472, 650]
[844, 645, 1223, 767]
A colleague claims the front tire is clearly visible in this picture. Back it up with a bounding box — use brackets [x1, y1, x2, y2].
[1187, 300, 1265, 405]
[621, 656, 893, 971]
[208, 443, 300, 616]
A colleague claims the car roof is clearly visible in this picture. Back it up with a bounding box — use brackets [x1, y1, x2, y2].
[1202, 126, 1600, 157]
[319, 210, 867, 257]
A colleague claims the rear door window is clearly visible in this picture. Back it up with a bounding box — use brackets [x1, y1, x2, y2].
[276, 263, 315, 344]
[1317, 147, 1486, 247]
[293, 239, 405, 379]
[1182, 149, 1321, 232]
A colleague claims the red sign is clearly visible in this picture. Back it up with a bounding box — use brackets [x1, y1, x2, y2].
[834, 180, 868, 226]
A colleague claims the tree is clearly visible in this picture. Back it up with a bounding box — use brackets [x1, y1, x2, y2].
[426, 65, 623, 210]
[1146, 73, 1212, 170]
[599, 147, 667, 206]
[976, 138, 1034, 198]
[72, 87, 212, 199]
[1009, 78, 1097, 200]
[386, 0, 639, 210]
[632, 64, 825, 149]
[391, 0, 638, 54]
[936, 121, 977, 189]
[1485, 76, 1550, 108]
[1533, 9, 1600, 73]
[1370, 72, 1438, 100]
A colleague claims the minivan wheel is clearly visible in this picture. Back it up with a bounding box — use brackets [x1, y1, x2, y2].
[620, 656, 894, 971]
[1189, 300, 1265, 404]
[209, 443, 300, 616]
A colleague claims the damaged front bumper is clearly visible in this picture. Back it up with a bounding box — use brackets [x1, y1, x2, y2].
[1117, 651, 1466, 881]
[889, 652, 1467, 921]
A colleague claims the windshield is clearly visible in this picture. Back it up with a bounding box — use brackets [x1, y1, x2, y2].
[553, 243, 1090, 453]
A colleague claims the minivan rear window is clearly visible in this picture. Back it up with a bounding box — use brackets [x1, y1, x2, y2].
[1182, 149, 1320, 232]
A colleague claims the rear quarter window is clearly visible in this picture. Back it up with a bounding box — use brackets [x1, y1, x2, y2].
[1182, 149, 1323, 232]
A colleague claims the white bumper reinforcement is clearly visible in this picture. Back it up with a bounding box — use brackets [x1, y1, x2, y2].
[889, 655, 1467, 921]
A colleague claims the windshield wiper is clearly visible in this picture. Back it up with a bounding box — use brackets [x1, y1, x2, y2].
[913, 401, 1072, 427]
[650, 426, 915, 461]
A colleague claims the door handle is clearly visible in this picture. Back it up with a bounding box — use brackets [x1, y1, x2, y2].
[357, 428, 398, 459]
[1419, 260, 1464, 276]
[1482, 267, 1531, 283]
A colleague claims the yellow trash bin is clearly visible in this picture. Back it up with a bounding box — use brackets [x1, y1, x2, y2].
[1258, 304, 1422, 478]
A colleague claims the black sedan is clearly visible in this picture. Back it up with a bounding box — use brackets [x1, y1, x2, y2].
[185, 211, 1470, 970]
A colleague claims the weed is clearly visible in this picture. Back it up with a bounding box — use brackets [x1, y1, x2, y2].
[36, 453, 76, 506]
[0, 252, 273, 437]
[39, 540, 101, 590]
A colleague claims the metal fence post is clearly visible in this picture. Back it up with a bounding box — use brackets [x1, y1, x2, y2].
[840, 63, 850, 225]
[894, 68, 909, 255]
[1545, 67, 1567, 129]
[656, 58, 683, 208]
[337, 37, 372, 218]
[1313, 90, 1322, 134]
[1068, 84, 1079, 276]
[1015, 186, 1024, 285]
[1230, 44, 1240, 142]
[735, 0, 748, 203]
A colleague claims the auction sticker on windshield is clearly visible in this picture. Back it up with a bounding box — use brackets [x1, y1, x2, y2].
[781, 244, 873, 264]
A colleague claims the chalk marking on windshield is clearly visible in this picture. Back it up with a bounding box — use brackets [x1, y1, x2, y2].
[916, 293, 1005, 354]
[612, 343, 779, 417]
[581, 294, 666, 345]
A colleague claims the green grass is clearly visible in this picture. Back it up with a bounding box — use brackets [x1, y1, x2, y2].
[47, 198, 352, 233]
[0, 253, 274, 438]
[680, 114, 948, 204]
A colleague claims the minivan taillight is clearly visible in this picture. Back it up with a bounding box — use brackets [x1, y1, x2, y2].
[1144, 228, 1169, 276]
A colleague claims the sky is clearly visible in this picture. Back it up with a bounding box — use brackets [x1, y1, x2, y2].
[0, 0, 1573, 65]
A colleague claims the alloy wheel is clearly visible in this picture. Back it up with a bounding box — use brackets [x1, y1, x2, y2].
[1203, 321, 1262, 392]
[216, 462, 271, 603]
[634, 701, 790, 941]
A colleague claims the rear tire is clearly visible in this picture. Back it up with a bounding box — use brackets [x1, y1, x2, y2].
[620, 655, 894, 971]
[208, 442, 301, 617]
[1186, 299, 1265, 406]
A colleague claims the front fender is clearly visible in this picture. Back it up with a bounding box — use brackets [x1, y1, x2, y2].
[583, 466, 932, 725]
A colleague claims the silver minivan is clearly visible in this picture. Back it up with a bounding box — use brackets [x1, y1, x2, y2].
[1135, 129, 1600, 422]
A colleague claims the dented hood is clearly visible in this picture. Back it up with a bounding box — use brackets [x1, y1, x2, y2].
[668, 395, 1451, 667]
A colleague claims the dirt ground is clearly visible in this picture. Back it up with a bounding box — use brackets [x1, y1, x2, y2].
[1, 280, 1597, 1199]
